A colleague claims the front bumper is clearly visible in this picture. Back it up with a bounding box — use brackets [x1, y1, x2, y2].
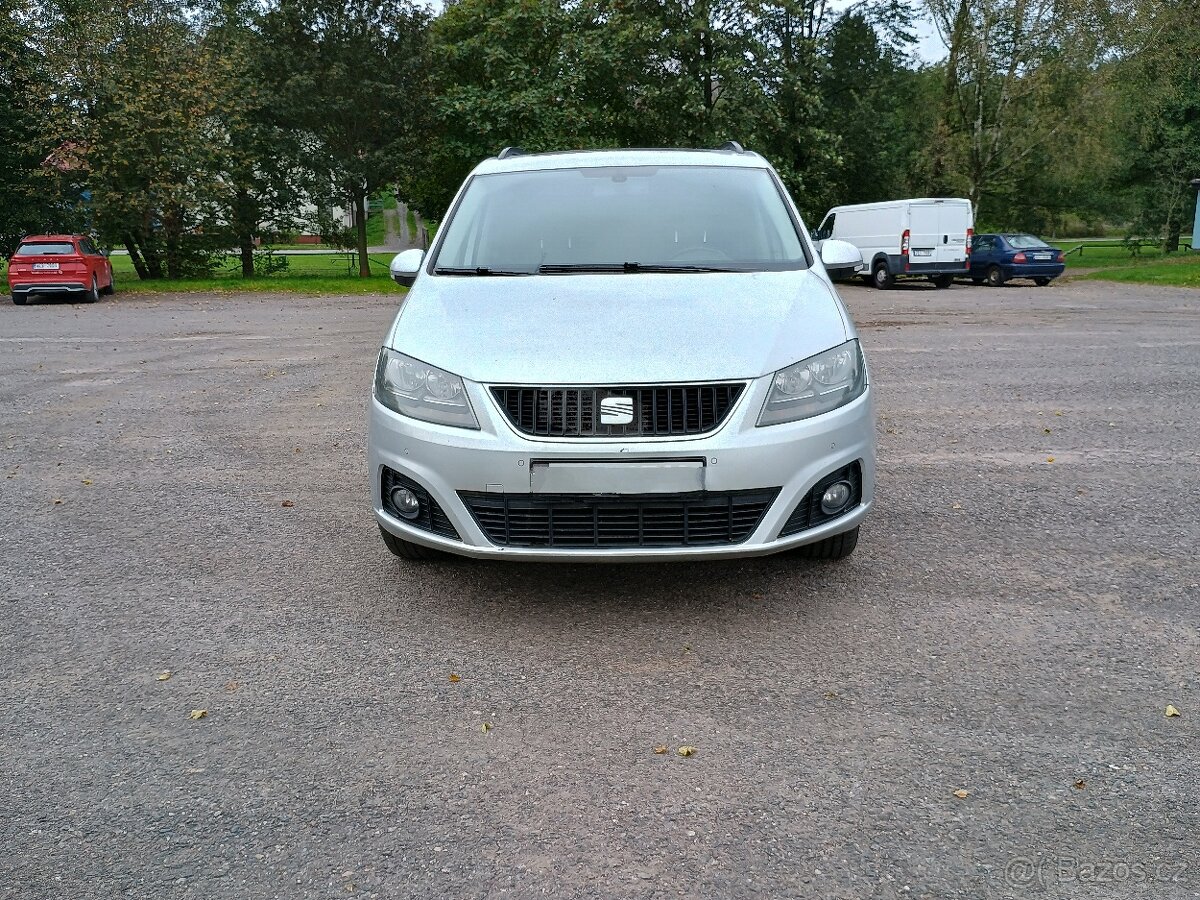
[369, 376, 876, 561]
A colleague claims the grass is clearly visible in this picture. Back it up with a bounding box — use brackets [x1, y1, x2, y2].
[1080, 253, 1200, 288]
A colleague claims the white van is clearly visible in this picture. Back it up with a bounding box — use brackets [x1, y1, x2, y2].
[813, 198, 974, 289]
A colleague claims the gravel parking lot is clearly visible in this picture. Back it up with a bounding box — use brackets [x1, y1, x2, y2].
[2, 279, 1197, 899]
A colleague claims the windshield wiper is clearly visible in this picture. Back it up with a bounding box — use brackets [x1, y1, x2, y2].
[434, 266, 532, 277]
[538, 262, 736, 274]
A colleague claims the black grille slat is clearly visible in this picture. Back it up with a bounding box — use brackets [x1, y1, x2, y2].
[492, 383, 744, 438]
[459, 489, 779, 549]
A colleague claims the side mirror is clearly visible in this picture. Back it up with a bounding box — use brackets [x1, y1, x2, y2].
[820, 239, 862, 280]
[390, 249, 425, 287]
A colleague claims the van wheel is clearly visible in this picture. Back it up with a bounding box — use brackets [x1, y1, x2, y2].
[985, 266, 1005, 287]
[931, 274, 954, 289]
[798, 526, 859, 561]
[379, 525, 445, 561]
[872, 262, 894, 290]
[1034, 277, 1051, 286]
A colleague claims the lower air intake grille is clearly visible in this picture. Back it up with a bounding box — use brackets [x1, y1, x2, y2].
[779, 461, 863, 537]
[460, 489, 779, 548]
[381, 466, 460, 540]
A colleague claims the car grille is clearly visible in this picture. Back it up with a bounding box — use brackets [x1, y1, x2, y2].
[459, 489, 778, 548]
[490, 384, 745, 438]
[779, 461, 863, 537]
[381, 467, 460, 540]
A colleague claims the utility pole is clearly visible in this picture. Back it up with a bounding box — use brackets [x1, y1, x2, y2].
[1191, 179, 1200, 251]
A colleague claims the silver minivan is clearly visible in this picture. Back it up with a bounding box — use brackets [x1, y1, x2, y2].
[369, 145, 874, 562]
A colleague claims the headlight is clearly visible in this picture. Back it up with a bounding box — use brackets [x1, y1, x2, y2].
[758, 339, 866, 426]
[374, 348, 479, 429]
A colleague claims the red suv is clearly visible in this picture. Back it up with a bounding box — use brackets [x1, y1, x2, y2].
[6, 235, 115, 305]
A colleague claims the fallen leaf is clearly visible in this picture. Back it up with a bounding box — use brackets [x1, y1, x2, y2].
[81, 478, 93, 486]
[225, 681, 239, 692]
[953, 789, 970, 799]
[1054, 411, 1063, 416]
[448, 673, 461, 683]
[677, 746, 696, 757]
[653, 745, 668, 754]
[281, 500, 294, 508]
[156, 671, 172, 682]
[952, 503, 962, 510]
[1073, 779, 1086, 789]
[480, 722, 491, 734]
[52, 498, 63, 505]
[1043, 428, 1051, 435]
[188, 709, 208, 720]
[1166, 705, 1180, 718]
[1046, 456, 1055, 463]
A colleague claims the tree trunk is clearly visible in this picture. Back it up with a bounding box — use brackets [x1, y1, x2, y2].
[240, 236, 256, 277]
[164, 204, 184, 280]
[236, 187, 256, 278]
[124, 234, 149, 280]
[1164, 215, 1181, 254]
[354, 189, 370, 278]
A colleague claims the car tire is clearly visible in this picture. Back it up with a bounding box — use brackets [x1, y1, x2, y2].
[985, 265, 1006, 287]
[931, 274, 954, 289]
[797, 526, 859, 561]
[102, 273, 115, 296]
[379, 525, 445, 561]
[872, 261, 894, 290]
[1033, 277, 1052, 286]
[83, 276, 99, 303]
[12, 292, 27, 305]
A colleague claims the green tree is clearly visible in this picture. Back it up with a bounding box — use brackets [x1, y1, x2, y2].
[258, 0, 430, 277]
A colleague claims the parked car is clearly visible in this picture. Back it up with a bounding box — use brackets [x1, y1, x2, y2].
[969, 233, 1065, 286]
[6, 235, 115, 305]
[812, 198, 973, 289]
[369, 144, 875, 563]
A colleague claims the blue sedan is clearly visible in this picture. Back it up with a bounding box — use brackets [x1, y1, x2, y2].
[970, 233, 1066, 286]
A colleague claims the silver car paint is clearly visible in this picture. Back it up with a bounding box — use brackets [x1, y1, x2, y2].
[370, 149, 875, 560]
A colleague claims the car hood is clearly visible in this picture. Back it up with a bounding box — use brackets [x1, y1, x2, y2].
[386, 270, 851, 384]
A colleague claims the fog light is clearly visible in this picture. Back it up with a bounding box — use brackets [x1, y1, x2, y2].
[820, 481, 853, 515]
[390, 486, 421, 520]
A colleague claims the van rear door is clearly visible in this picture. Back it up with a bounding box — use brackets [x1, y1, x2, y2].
[936, 202, 970, 266]
[907, 203, 941, 263]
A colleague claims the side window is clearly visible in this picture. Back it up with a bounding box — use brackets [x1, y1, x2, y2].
[815, 214, 835, 241]
[79, 239, 95, 255]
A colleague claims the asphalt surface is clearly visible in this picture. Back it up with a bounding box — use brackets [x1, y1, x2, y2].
[1, 279, 1197, 899]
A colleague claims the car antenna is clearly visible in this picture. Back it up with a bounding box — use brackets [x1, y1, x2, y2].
[715, 141, 745, 153]
[497, 146, 526, 160]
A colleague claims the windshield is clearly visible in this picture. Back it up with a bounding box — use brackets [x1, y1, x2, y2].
[433, 165, 809, 275]
[17, 242, 75, 256]
[1004, 234, 1050, 249]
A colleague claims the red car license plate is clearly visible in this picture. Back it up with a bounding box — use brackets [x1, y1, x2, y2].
[32, 262, 60, 271]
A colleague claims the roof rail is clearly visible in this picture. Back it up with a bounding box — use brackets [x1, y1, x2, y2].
[497, 146, 526, 160]
[715, 141, 745, 153]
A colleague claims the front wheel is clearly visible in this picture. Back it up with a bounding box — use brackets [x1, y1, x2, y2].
[985, 265, 1006, 287]
[931, 274, 954, 289]
[797, 526, 859, 561]
[102, 270, 115, 295]
[83, 276, 99, 303]
[872, 262, 894, 290]
[379, 525, 446, 561]
[1033, 277, 1052, 287]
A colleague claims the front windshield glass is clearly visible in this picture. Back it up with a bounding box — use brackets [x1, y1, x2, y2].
[1004, 234, 1050, 249]
[433, 165, 809, 274]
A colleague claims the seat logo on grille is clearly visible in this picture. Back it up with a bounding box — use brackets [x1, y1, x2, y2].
[600, 396, 634, 425]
